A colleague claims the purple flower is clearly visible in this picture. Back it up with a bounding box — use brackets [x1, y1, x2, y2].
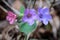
[22, 8, 37, 25]
[38, 7, 52, 25]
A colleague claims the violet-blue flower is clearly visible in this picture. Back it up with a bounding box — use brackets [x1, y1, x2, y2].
[38, 7, 52, 25]
[22, 8, 37, 25]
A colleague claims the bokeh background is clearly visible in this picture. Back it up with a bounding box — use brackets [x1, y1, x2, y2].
[0, 0, 60, 40]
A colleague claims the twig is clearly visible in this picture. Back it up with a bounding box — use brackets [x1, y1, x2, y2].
[33, 0, 36, 8]
[27, 0, 32, 8]
[2, 0, 20, 16]
[50, 0, 56, 8]
[0, 5, 8, 13]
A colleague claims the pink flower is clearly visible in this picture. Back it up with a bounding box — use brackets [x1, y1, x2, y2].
[6, 11, 17, 24]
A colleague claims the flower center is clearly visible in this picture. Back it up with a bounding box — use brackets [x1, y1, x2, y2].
[27, 13, 32, 18]
[39, 14, 43, 18]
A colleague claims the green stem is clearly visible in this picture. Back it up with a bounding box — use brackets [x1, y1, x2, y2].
[33, 0, 36, 8]
[25, 35, 27, 40]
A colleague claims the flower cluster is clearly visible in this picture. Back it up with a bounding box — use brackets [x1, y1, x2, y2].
[6, 7, 52, 25]
[6, 11, 17, 24]
[22, 7, 52, 25]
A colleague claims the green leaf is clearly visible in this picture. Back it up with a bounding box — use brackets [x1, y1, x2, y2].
[17, 6, 25, 19]
[20, 6, 25, 14]
[18, 22, 37, 35]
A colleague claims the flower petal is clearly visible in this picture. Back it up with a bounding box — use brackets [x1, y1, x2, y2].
[27, 19, 34, 25]
[42, 19, 48, 25]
